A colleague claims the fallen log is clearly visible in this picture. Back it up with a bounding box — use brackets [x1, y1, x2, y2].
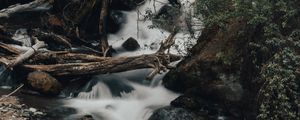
[22, 53, 181, 76]
[0, 42, 22, 55]
[0, 38, 46, 82]
[0, 0, 49, 18]
[29, 51, 109, 64]
[6, 38, 46, 67]
[0, 28, 23, 45]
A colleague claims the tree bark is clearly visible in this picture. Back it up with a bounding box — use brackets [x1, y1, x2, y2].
[0, 42, 21, 55]
[98, 0, 110, 56]
[0, 0, 48, 18]
[7, 39, 46, 68]
[22, 53, 181, 76]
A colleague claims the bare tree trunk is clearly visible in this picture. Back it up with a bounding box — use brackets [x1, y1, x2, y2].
[98, 0, 110, 56]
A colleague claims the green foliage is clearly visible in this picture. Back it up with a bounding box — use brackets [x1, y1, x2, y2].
[195, 0, 233, 27]
[258, 48, 300, 120]
[195, 0, 300, 119]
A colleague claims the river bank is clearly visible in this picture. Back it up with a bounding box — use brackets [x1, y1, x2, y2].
[0, 95, 45, 120]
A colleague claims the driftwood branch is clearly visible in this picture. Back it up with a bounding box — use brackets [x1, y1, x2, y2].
[33, 30, 72, 49]
[0, 84, 24, 101]
[0, 42, 22, 55]
[157, 28, 178, 53]
[0, 0, 49, 18]
[7, 38, 46, 68]
[146, 29, 179, 80]
[22, 53, 181, 76]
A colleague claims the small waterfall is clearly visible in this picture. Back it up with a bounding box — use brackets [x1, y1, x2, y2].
[0, 65, 15, 89]
[77, 82, 113, 99]
[64, 0, 199, 119]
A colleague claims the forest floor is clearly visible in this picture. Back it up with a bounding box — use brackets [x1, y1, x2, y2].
[0, 95, 45, 120]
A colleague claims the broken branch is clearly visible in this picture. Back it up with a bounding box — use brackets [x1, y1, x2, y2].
[7, 38, 46, 68]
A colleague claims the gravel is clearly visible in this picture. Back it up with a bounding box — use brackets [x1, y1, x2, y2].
[0, 96, 46, 120]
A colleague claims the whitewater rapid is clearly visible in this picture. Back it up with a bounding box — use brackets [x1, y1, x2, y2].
[64, 0, 199, 120]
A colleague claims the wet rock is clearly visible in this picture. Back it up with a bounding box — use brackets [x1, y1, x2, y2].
[149, 106, 198, 120]
[102, 77, 134, 97]
[149, 42, 159, 50]
[46, 106, 77, 119]
[122, 37, 140, 51]
[168, 0, 181, 7]
[0, 96, 45, 119]
[79, 115, 94, 120]
[34, 111, 44, 116]
[108, 11, 126, 34]
[27, 71, 63, 95]
[111, 0, 145, 11]
[153, 5, 181, 31]
[170, 95, 241, 119]
[29, 107, 37, 113]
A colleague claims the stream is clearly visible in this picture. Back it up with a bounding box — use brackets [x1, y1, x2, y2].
[1, 0, 199, 119]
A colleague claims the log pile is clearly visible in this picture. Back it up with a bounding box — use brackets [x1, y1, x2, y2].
[0, 0, 181, 94]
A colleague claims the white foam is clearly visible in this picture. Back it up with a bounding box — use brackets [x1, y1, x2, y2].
[64, 0, 200, 119]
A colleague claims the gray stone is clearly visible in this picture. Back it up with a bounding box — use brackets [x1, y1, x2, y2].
[29, 107, 37, 112]
[122, 37, 140, 51]
[149, 106, 197, 120]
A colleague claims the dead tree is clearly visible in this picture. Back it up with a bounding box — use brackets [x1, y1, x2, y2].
[99, 0, 110, 56]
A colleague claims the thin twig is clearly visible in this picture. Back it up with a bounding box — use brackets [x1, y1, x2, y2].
[137, 9, 140, 39]
[0, 84, 24, 101]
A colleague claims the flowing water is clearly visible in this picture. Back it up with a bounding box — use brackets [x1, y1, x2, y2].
[64, 72, 179, 120]
[0, 0, 200, 119]
[62, 0, 199, 119]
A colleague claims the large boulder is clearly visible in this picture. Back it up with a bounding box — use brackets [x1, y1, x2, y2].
[163, 18, 253, 119]
[163, 18, 248, 98]
[27, 71, 62, 95]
